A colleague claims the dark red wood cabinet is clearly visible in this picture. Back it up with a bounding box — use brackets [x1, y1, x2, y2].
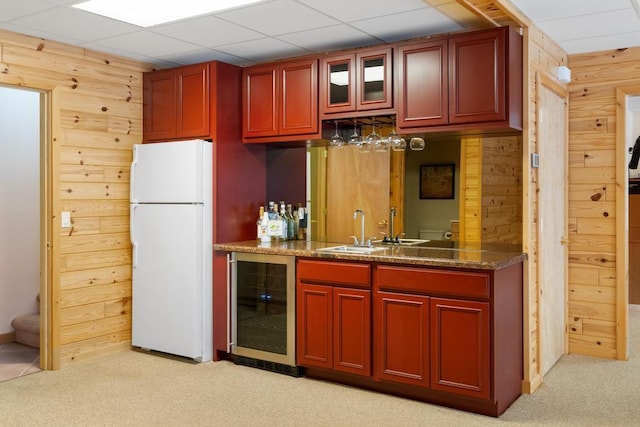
[319, 47, 393, 118]
[396, 26, 522, 133]
[297, 260, 522, 417]
[143, 63, 210, 142]
[395, 39, 448, 128]
[374, 291, 430, 387]
[242, 58, 319, 143]
[430, 297, 490, 400]
[296, 259, 371, 377]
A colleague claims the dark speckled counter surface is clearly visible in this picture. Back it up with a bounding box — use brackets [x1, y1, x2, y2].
[214, 239, 527, 270]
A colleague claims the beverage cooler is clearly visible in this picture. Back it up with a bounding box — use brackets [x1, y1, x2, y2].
[230, 252, 299, 375]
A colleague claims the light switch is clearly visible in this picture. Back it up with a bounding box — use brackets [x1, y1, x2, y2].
[61, 211, 71, 228]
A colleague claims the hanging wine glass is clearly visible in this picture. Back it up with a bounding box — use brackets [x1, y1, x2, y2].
[410, 137, 426, 151]
[365, 118, 381, 146]
[329, 120, 345, 148]
[388, 117, 406, 151]
[349, 119, 361, 145]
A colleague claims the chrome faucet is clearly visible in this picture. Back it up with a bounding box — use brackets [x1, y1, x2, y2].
[351, 209, 371, 247]
[387, 207, 397, 243]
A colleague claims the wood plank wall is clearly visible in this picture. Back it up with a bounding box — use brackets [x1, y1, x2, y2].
[459, 135, 522, 245]
[566, 48, 640, 359]
[0, 29, 151, 368]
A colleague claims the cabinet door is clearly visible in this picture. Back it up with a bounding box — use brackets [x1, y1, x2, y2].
[449, 27, 506, 124]
[356, 47, 393, 111]
[320, 53, 356, 114]
[374, 291, 429, 387]
[279, 59, 318, 135]
[176, 63, 209, 138]
[296, 283, 332, 369]
[334, 287, 371, 376]
[430, 298, 490, 399]
[396, 40, 448, 128]
[143, 69, 176, 141]
[243, 64, 278, 138]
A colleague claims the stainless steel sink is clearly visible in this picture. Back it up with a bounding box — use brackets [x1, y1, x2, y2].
[372, 238, 430, 246]
[317, 245, 387, 254]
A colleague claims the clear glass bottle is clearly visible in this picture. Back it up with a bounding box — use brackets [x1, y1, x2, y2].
[286, 204, 295, 240]
[279, 201, 288, 241]
[256, 206, 264, 240]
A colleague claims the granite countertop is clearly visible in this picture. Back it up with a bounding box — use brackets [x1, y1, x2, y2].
[214, 239, 527, 271]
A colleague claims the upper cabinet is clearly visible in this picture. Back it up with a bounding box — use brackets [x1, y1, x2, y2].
[320, 47, 393, 118]
[242, 58, 320, 143]
[396, 26, 522, 133]
[143, 63, 210, 143]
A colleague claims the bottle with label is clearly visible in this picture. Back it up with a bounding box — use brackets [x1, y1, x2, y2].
[260, 209, 271, 244]
[297, 204, 307, 240]
[286, 204, 295, 240]
[256, 206, 265, 240]
[267, 201, 282, 242]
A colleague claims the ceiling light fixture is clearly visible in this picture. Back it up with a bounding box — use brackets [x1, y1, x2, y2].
[73, 0, 263, 27]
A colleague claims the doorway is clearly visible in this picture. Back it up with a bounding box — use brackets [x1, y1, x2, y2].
[0, 84, 49, 380]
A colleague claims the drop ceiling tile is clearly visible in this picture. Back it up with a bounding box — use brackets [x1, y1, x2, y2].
[80, 41, 158, 63]
[537, 9, 639, 42]
[214, 37, 311, 63]
[277, 24, 380, 52]
[0, 0, 55, 23]
[217, 0, 338, 36]
[1, 22, 86, 46]
[9, 7, 140, 43]
[159, 48, 254, 67]
[91, 30, 204, 57]
[151, 15, 264, 48]
[352, 8, 463, 43]
[297, 0, 431, 22]
[511, 0, 632, 22]
[561, 31, 640, 54]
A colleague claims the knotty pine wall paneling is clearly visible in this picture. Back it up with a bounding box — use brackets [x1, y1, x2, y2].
[0, 28, 152, 369]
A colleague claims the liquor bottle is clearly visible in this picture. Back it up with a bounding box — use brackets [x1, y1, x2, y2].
[292, 204, 299, 240]
[279, 201, 288, 241]
[267, 201, 282, 242]
[260, 209, 271, 243]
[297, 203, 307, 240]
[256, 206, 264, 240]
[286, 204, 295, 240]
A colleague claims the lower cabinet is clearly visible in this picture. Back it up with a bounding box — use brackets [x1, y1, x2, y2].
[296, 258, 523, 417]
[430, 298, 490, 400]
[296, 259, 371, 377]
[374, 291, 430, 387]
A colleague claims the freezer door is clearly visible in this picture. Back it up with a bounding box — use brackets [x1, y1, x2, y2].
[130, 140, 212, 204]
[131, 203, 212, 361]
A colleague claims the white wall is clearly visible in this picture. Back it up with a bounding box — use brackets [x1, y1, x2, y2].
[630, 100, 640, 179]
[403, 138, 460, 238]
[0, 86, 40, 334]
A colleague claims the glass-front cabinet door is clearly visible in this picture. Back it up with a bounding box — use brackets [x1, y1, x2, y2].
[321, 52, 356, 114]
[356, 47, 392, 111]
[320, 47, 392, 116]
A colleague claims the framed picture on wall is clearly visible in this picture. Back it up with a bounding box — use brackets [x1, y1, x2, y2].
[420, 164, 455, 199]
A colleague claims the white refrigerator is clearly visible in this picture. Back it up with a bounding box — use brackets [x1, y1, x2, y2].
[129, 140, 212, 362]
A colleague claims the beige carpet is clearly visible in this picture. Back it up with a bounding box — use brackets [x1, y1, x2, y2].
[1, 307, 639, 426]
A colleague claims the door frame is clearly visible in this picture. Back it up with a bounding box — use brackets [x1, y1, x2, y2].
[615, 87, 634, 361]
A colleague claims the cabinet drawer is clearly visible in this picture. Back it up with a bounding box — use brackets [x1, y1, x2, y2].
[298, 259, 370, 287]
[376, 265, 489, 299]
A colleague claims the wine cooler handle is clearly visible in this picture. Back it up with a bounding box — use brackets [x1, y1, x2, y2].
[227, 254, 236, 353]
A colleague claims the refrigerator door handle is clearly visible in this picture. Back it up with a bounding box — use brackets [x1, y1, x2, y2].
[130, 204, 138, 268]
[130, 147, 139, 203]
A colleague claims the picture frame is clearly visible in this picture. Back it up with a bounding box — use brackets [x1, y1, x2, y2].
[420, 164, 455, 199]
